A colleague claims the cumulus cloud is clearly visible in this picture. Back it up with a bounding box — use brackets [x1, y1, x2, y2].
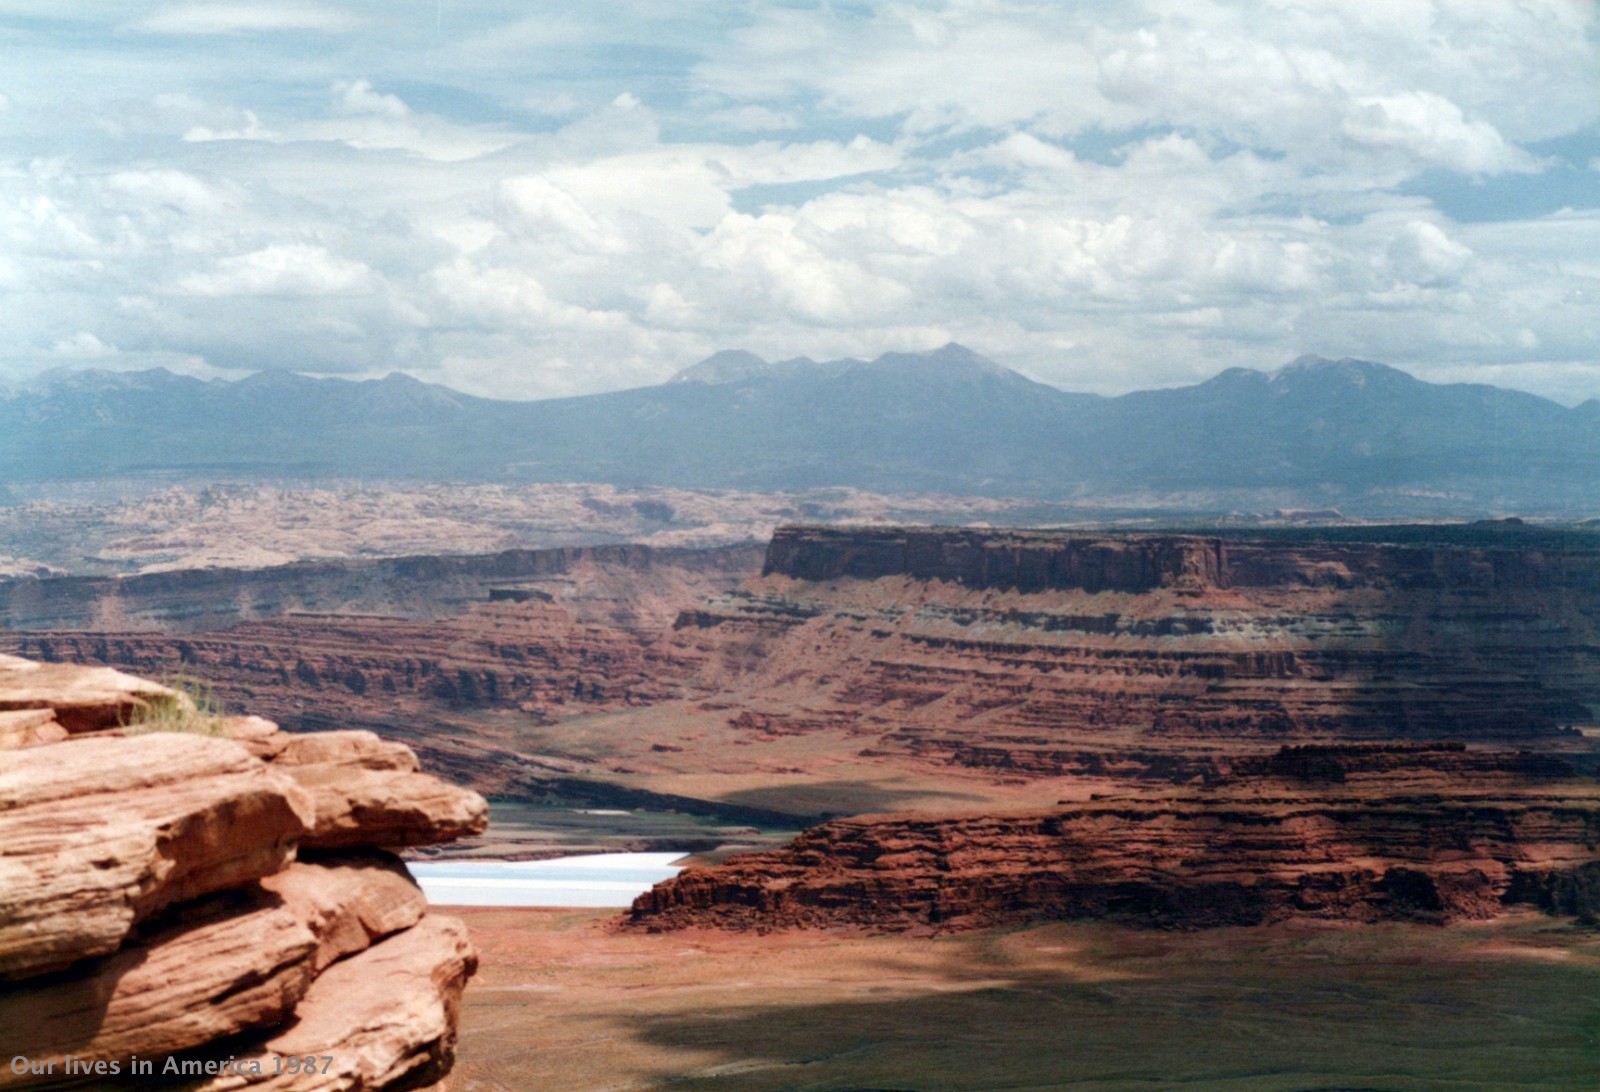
[179, 244, 376, 297]
[50, 331, 116, 359]
[333, 79, 410, 120]
[1340, 92, 1540, 175]
[0, 1, 1596, 403]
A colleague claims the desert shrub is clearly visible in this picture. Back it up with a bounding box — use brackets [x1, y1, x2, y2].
[119, 677, 228, 737]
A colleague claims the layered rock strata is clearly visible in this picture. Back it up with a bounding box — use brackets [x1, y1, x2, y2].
[676, 525, 1600, 753]
[630, 745, 1600, 932]
[0, 658, 487, 1090]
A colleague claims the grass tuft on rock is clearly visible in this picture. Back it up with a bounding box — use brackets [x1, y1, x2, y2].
[119, 677, 228, 737]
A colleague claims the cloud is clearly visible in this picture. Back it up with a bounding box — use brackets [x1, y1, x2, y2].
[133, 3, 365, 36]
[706, 105, 800, 132]
[178, 244, 375, 297]
[333, 79, 410, 120]
[0, 2, 1596, 404]
[1340, 92, 1540, 175]
[183, 110, 276, 143]
[1384, 219, 1474, 287]
[50, 331, 116, 359]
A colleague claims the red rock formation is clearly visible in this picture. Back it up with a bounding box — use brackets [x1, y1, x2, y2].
[0, 732, 316, 979]
[0, 653, 182, 731]
[629, 745, 1600, 932]
[676, 527, 1600, 756]
[762, 524, 1600, 593]
[764, 526, 1231, 591]
[0, 658, 487, 1090]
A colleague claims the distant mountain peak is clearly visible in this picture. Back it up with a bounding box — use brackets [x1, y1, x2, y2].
[670, 343, 1030, 388]
[870, 343, 1018, 380]
[1271, 355, 1416, 387]
[25, 365, 183, 391]
[667, 350, 773, 385]
[237, 369, 315, 389]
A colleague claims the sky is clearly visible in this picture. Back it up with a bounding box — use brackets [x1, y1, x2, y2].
[0, 1, 1596, 402]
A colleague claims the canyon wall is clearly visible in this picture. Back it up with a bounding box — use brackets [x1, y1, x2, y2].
[630, 744, 1600, 932]
[628, 526, 1600, 931]
[682, 526, 1600, 753]
[0, 655, 487, 1089]
[763, 524, 1600, 593]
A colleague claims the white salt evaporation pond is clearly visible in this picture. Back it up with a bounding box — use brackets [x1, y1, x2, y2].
[409, 852, 689, 908]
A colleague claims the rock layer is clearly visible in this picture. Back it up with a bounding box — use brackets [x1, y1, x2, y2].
[0, 653, 182, 732]
[0, 732, 315, 979]
[677, 526, 1600, 754]
[0, 658, 486, 1090]
[630, 746, 1600, 932]
[0, 541, 762, 634]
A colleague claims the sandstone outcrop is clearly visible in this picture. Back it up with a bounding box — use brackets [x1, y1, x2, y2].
[0, 732, 315, 979]
[0, 658, 487, 1090]
[0, 653, 182, 732]
[188, 915, 477, 1092]
[0, 709, 67, 750]
[629, 744, 1600, 932]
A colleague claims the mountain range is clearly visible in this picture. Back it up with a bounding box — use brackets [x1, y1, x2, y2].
[3, 345, 1597, 513]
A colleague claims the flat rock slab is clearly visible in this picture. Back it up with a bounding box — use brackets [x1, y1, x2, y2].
[246, 727, 422, 773]
[0, 656, 182, 732]
[0, 734, 314, 979]
[283, 765, 487, 851]
[0, 886, 317, 1085]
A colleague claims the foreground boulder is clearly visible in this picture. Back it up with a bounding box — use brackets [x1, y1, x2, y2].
[0, 658, 487, 1090]
[0, 733, 315, 979]
[187, 916, 477, 1092]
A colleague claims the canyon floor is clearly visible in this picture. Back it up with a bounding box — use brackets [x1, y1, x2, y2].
[447, 906, 1600, 1091]
[0, 479, 1110, 577]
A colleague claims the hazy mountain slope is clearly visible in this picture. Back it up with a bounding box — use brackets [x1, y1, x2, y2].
[0, 369, 498, 479]
[1, 347, 1595, 508]
[477, 344, 1098, 492]
[1086, 357, 1596, 491]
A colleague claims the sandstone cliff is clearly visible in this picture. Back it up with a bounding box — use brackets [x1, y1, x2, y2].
[629, 744, 1600, 932]
[678, 525, 1600, 755]
[0, 655, 487, 1090]
[623, 526, 1600, 932]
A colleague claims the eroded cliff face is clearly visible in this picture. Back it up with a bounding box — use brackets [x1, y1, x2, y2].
[0, 655, 487, 1090]
[629, 745, 1600, 932]
[678, 526, 1600, 756]
[13, 528, 1599, 818]
[0, 548, 758, 810]
[8, 523, 1600, 943]
[622, 527, 1600, 932]
[763, 525, 1600, 593]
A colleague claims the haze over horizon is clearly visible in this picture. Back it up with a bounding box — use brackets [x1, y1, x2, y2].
[18, 345, 1600, 410]
[1, 2, 1596, 403]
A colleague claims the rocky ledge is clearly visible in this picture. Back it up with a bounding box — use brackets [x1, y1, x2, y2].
[0, 654, 487, 1090]
[628, 745, 1600, 933]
